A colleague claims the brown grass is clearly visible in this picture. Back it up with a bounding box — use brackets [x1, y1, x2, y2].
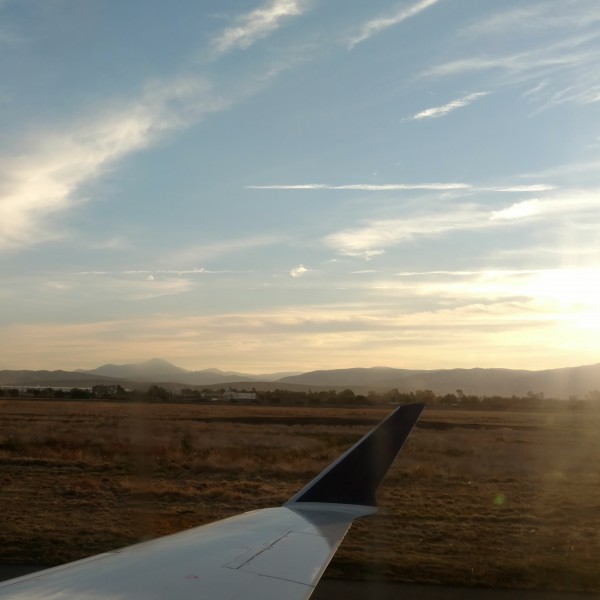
[1, 400, 599, 592]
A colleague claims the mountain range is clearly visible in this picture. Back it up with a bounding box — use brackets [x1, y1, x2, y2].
[77, 358, 298, 386]
[1, 358, 599, 399]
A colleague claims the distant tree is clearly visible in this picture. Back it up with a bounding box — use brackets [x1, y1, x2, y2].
[385, 388, 401, 403]
[415, 389, 437, 404]
[146, 385, 171, 402]
[568, 396, 588, 410]
[338, 388, 356, 403]
[367, 390, 383, 404]
[461, 394, 481, 409]
[92, 384, 110, 398]
[440, 393, 457, 406]
[484, 395, 511, 410]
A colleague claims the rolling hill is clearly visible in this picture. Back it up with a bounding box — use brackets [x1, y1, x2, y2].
[1, 359, 599, 398]
[277, 364, 600, 398]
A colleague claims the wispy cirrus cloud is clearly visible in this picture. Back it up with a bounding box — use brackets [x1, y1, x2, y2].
[408, 92, 488, 120]
[325, 188, 600, 257]
[486, 185, 555, 192]
[166, 234, 286, 265]
[248, 182, 469, 191]
[0, 77, 229, 251]
[349, 0, 441, 49]
[490, 243, 600, 265]
[1, 1, 309, 253]
[518, 158, 600, 180]
[491, 190, 599, 221]
[462, 0, 600, 38]
[424, 31, 600, 109]
[425, 46, 589, 79]
[326, 205, 484, 257]
[212, 0, 307, 55]
[47, 271, 196, 301]
[248, 182, 555, 192]
[75, 268, 215, 276]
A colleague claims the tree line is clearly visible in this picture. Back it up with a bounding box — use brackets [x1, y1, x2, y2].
[2, 383, 599, 410]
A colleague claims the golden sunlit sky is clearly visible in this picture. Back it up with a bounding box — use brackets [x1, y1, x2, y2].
[1, 0, 599, 373]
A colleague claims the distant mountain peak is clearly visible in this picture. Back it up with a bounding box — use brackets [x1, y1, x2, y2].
[142, 357, 186, 370]
[50, 360, 600, 399]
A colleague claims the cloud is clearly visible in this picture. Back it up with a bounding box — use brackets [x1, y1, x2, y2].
[491, 190, 599, 221]
[212, 0, 307, 56]
[462, 1, 600, 38]
[426, 30, 599, 76]
[408, 92, 488, 120]
[541, 83, 600, 109]
[1, 0, 309, 253]
[249, 182, 470, 191]
[425, 50, 583, 79]
[325, 188, 600, 256]
[4, 279, 598, 371]
[391, 267, 600, 309]
[168, 234, 286, 265]
[0, 77, 229, 251]
[423, 31, 600, 109]
[43, 271, 195, 301]
[248, 182, 555, 192]
[490, 243, 600, 266]
[121, 268, 212, 276]
[483, 185, 555, 192]
[518, 159, 600, 180]
[349, 0, 441, 49]
[325, 205, 485, 257]
[289, 264, 308, 278]
[491, 199, 541, 221]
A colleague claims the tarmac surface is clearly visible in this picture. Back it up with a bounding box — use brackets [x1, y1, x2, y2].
[1, 565, 598, 599]
[313, 579, 599, 599]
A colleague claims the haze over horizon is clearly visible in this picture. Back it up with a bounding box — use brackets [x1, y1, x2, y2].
[2, 1, 600, 373]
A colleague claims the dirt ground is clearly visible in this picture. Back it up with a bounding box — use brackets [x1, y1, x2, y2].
[1, 400, 599, 592]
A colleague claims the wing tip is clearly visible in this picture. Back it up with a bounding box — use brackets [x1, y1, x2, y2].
[285, 402, 425, 508]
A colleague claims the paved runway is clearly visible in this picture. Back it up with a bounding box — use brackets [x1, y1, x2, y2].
[313, 579, 598, 599]
[1, 565, 598, 599]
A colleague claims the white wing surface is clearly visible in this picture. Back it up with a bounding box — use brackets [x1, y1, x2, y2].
[0, 403, 424, 600]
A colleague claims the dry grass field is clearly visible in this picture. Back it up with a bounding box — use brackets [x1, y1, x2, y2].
[1, 400, 599, 592]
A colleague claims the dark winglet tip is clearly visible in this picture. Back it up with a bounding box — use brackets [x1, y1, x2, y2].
[286, 402, 425, 507]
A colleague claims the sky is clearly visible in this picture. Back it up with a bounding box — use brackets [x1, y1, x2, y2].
[1, 0, 600, 373]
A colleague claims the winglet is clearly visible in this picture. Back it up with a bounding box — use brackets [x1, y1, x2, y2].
[285, 403, 424, 508]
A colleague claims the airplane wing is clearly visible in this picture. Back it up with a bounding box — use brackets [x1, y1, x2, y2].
[0, 403, 424, 600]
